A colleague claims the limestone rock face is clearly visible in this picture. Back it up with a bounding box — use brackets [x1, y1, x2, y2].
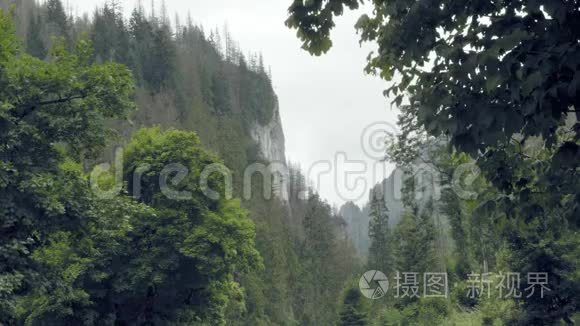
[250, 104, 289, 201]
[339, 202, 370, 256]
[251, 104, 287, 164]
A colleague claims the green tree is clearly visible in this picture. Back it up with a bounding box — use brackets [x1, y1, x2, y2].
[338, 288, 367, 326]
[26, 13, 46, 58]
[128, 6, 154, 86]
[440, 179, 471, 279]
[211, 67, 231, 114]
[149, 21, 176, 90]
[367, 191, 393, 275]
[15, 192, 155, 324]
[394, 204, 437, 274]
[392, 198, 437, 307]
[15, 127, 264, 325]
[128, 6, 176, 90]
[120, 127, 262, 324]
[0, 10, 134, 322]
[91, 2, 131, 65]
[45, 0, 69, 43]
[477, 135, 579, 325]
[288, 189, 358, 326]
[298, 194, 338, 324]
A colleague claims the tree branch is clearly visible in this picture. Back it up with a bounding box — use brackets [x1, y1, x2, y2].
[13, 93, 88, 119]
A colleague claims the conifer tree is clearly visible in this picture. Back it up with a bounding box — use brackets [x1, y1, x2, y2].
[91, 3, 131, 64]
[45, 0, 68, 41]
[129, 5, 151, 83]
[338, 288, 367, 326]
[258, 53, 265, 73]
[26, 13, 45, 58]
[211, 68, 231, 113]
[209, 28, 223, 58]
[394, 199, 437, 277]
[367, 190, 393, 275]
[150, 20, 176, 89]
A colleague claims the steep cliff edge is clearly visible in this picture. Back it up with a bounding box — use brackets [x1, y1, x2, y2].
[251, 103, 287, 164]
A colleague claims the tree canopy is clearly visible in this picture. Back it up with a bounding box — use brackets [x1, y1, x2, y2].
[0, 9, 133, 321]
[287, 0, 580, 154]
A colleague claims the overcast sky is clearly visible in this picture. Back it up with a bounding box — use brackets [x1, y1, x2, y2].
[73, 0, 398, 207]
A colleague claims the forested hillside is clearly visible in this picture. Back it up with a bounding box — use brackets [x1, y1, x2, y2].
[0, 1, 359, 324]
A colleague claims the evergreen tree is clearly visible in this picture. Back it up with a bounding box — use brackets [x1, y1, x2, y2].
[394, 199, 437, 275]
[129, 6, 154, 85]
[211, 68, 231, 113]
[440, 184, 471, 278]
[258, 53, 265, 73]
[392, 197, 437, 307]
[127, 5, 177, 90]
[209, 28, 223, 58]
[45, 0, 69, 42]
[91, 3, 131, 65]
[295, 193, 354, 325]
[338, 288, 367, 326]
[367, 190, 393, 275]
[150, 20, 176, 89]
[26, 14, 46, 58]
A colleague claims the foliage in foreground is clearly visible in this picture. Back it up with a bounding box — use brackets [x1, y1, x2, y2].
[288, 0, 579, 324]
[0, 9, 264, 323]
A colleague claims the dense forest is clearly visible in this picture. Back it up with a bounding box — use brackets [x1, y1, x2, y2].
[0, 0, 359, 324]
[0, 0, 578, 325]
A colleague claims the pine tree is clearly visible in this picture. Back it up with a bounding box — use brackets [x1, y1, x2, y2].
[211, 68, 231, 113]
[186, 11, 193, 30]
[367, 190, 393, 275]
[394, 199, 437, 276]
[45, 0, 69, 41]
[174, 13, 181, 37]
[224, 23, 233, 62]
[26, 14, 46, 58]
[128, 6, 176, 90]
[150, 20, 176, 89]
[258, 53, 265, 73]
[248, 53, 257, 71]
[129, 5, 151, 83]
[338, 288, 367, 326]
[209, 28, 223, 58]
[440, 186, 471, 277]
[298, 193, 347, 325]
[91, 3, 131, 64]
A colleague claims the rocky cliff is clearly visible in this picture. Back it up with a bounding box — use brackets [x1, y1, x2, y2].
[250, 103, 289, 201]
[339, 202, 370, 256]
[250, 103, 287, 164]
